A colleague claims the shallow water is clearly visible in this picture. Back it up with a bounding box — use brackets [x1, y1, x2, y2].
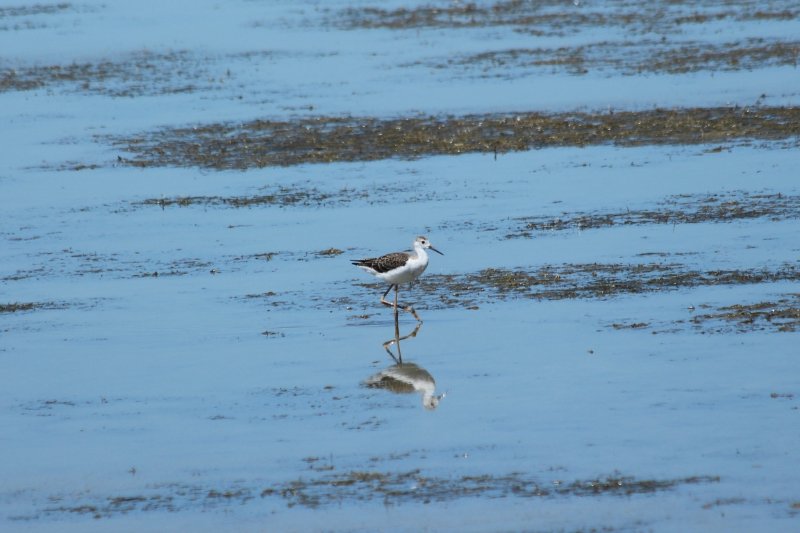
[2, 1, 799, 531]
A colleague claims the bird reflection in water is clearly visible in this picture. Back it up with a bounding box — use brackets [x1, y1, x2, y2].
[364, 322, 446, 410]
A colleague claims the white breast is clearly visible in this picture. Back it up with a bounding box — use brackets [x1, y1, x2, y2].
[379, 254, 428, 284]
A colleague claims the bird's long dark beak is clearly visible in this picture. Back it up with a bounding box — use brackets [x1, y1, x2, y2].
[430, 246, 444, 256]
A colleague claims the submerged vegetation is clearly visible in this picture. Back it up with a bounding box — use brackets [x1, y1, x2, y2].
[23, 469, 718, 519]
[408, 263, 800, 307]
[337, 1, 798, 33]
[506, 191, 800, 238]
[339, 1, 799, 77]
[137, 186, 337, 208]
[0, 50, 220, 96]
[690, 295, 800, 333]
[113, 106, 800, 170]
[608, 295, 800, 334]
[436, 38, 800, 77]
[1, 302, 46, 313]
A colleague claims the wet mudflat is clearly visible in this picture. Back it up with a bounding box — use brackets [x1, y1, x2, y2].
[2, 1, 800, 531]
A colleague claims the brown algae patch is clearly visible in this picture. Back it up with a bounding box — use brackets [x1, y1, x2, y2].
[272, 471, 718, 509]
[609, 295, 800, 334]
[2, 248, 218, 282]
[0, 3, 83, 32]
[137, 186, 339, 209]
[134, 182, 434, 209]
[340, 1, 799, 78]
[25, 471, 718, 518]
[337, 0, 575, 31]
[316, 247, 344, 257]
[0, 50, 223, 96]
[408, 263, 800, 308]
[0, 4, 74, 18]
[690, 294, 800, 333]
[337, 1, 798, 33]
[113, 106, 800, 170]
[1, 302, 40, 313]
[508, 192, 800, 238]
[439, 38, 800, 77]
[611, 322, 650, 330]
[0, 301, 60, 313]
[645, 38, 800, 75]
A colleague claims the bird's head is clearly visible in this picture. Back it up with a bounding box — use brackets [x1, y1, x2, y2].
[416, 236, 444, 256]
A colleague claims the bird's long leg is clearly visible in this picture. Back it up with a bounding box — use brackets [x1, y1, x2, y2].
[393, 285, 400, 333]
[385, 288, 402, 364]
[380, 284, 397, 308]
[380, 284, 422, 322]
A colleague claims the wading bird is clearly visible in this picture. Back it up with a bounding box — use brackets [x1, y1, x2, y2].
[351, 236, 443, 322]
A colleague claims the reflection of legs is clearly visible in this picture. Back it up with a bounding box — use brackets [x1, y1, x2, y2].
[380, 284, 422, 322]
[403, 303, 422, 322]
[382, 322, 423, 364]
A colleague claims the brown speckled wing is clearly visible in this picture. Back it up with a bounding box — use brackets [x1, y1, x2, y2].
[351, 252, 410, 273]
